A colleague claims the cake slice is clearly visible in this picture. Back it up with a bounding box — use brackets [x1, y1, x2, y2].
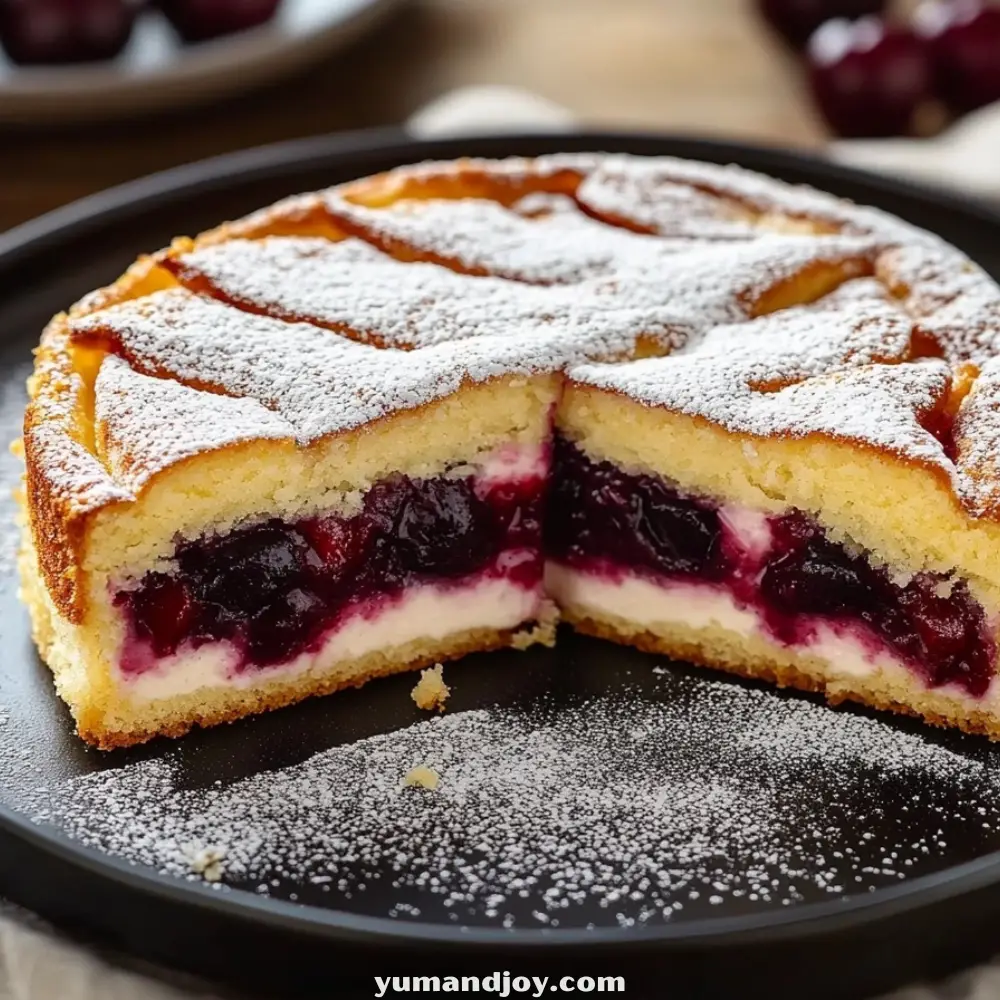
[548, 282, 1000, 734]
[22, 289, 566, 748]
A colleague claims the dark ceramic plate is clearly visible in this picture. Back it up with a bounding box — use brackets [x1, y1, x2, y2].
[2, 131, 1000, 1000]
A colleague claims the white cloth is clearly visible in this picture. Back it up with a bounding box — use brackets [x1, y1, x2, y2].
[830, 101, 1000, 203]
[3, 85, 997, 1000]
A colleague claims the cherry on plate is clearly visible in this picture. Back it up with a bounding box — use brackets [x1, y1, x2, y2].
[756, 0, 888, 48]
[915, 0, 1000, 114]
[0, 0, 137, 65]
[807, 17, 935, 137]
[157, 0, 283, 43]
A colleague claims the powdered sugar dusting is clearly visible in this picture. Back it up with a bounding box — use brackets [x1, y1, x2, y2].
[72, 289, 574, 447]
[32, 152, 1000, 524]
[570, 288, 952, 467]
[167, 231, 877, 352]
[28, 673, 1000, 926]
[95, 356, 294, 496]
[324, 191, 687, 284]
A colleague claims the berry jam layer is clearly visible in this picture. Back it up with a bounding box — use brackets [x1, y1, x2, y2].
[547, 435, 997, 698]
[113, 446, 547, 695]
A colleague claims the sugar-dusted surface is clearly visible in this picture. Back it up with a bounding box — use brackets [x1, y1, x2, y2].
[94, 356, 294, 496]
[73, 288, 570, 452]
[166, 229, 878, 352]
[27, 671, 1000, 928]
[568, 281, 953, 467]
[29, 152, 1000, 534]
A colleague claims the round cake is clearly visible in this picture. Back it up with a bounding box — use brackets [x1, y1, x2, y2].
[18, 152, 1000, 749]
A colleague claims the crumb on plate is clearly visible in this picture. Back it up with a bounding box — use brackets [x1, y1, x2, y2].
[403, 765, 440, 791]
[412, 663, 450, 711]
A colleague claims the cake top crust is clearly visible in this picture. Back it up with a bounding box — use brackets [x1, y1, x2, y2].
[21, 152, 1000, 619]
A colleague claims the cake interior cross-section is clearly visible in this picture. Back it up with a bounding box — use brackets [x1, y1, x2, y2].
[18, 152, 1000, 748]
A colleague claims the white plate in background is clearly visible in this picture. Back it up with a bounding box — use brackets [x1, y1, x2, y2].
[0, 0, 401, 122]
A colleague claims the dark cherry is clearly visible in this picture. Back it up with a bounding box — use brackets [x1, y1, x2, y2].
[116, 574, 194, 658]
[759, 515, 874, 616]
[157, 0, 282, 43]
[299, 516, 368, 582]
[0, 0, 136, 65]
[483, 481, 545, 550]
[548, 434, 726, 580]
[915, 0, 1000, 114]
[394, 478, 494, 576]
[245, 587, 324, 664]
[807, 17, 935, 137]
[756, 0, 887, 48]
[180, 522, 315, 617]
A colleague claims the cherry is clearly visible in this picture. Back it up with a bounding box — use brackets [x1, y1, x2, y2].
[0, 0, 136, 65]
[759, 516, 874, 616]
[548, 434, 727, 580]
[807, 17, 935, 137]
[157, 0, 282, 43]
[300, 516, 367, 581]
[756, 0, 888, 48]
[395, 479, 494, 576]
[915, 0, 1000, 114]
[245, 587, 324, 665]
[182, 522, 312, 617]
[117, 574, 194, 658]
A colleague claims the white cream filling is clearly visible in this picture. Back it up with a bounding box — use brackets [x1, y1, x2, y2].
[120, 576, 542, 702]
[545, 563, 1000, 708]
[719, 504, 772, 561]
[476, 442, 548, 486]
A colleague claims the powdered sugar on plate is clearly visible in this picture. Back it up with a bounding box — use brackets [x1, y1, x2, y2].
[27, 672, 1000, 929]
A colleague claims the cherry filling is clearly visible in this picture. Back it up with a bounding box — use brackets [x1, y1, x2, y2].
[114, 471, 544, 673]
[759, 513, 994, 696]
[547, 433, 729, 581]
[115, 434, 997, 699]
[549, 435, 996, 698]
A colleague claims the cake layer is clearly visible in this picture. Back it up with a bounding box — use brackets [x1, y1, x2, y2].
[551, 565, 1000, 737]
[21, 523, 535, 747]
[20, 152, 1000, 748]
[120, 576, 541, 702]
[547, 434, 998, 700]
[557, 378, 1000, 608]
[112, 456, 546, 677]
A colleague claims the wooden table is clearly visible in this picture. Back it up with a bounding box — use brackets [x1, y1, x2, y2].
[0, 0, 826, 233]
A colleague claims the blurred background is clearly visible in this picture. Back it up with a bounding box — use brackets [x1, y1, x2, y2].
[0, 0, 998, 233]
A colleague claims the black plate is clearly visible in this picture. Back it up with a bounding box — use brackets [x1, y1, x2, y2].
[3, 130, 1000, 1000]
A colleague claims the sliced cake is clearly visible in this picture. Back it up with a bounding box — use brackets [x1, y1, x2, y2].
[18, 152, 1000, 747]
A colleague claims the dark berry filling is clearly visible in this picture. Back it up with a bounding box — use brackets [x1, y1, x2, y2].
[115, 471, 544, 673]
[549, 434, 996, 697]
[116, 433, 997, 700]
[547, 433, 729, 581]
[759, 513, 994, 696]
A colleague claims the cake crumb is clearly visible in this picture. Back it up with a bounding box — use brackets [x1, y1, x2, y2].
[510, 600, 559, 650]
[403, 765, 440, 791]
[412, 664, 450, 712]
[188, 846, 227, 883]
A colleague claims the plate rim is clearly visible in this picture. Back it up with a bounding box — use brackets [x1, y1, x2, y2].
[5, 126, 1000, 954]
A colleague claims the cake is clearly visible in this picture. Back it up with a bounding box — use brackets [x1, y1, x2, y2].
[18, 153, 1000, 749]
